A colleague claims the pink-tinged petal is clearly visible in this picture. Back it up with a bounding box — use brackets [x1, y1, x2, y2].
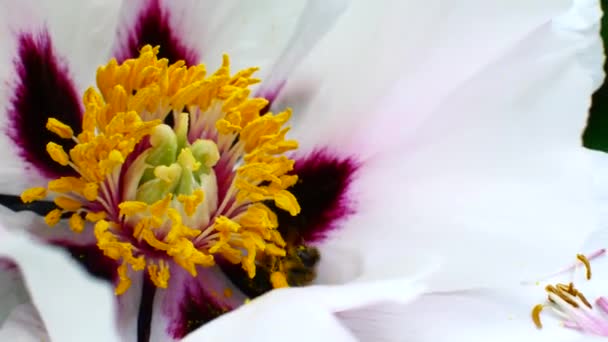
[0, 261, 29, 324]
[0, 227, 119, 342]
[7, 30, 82, 179]
[114, 0, 198, 64]
[182, 274, 426, 341]
[148, 265, 247, 341]
[0, 304, 47, 341]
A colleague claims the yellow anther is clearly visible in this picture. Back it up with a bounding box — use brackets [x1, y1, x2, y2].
[20, 187, 47, 203]
[115, 262, 132, 295]
[54, 196, 82, 211]
[177, 189, 205, 216]
[44, 209, 62, 227]
[265, 244, 286, 257]
[148, 260, 170, 288]
[270, 271, 289, 288]
[119, 201, 149, 217]
[576, 254, 592, 280]
[85, 211, 106, 222]
[531, 304, 544, 329]
[69, 213, 85, 233]
[46, 118, 74, 139]
[48, 177, 85, 193]
[223, 288, 233, 298]
[274, 190, 301, 216]
[150, 194, 172, 217]
[46, 142, 70, 166]
[83, 183, 99, 201]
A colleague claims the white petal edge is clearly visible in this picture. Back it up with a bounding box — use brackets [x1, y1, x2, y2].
[182, 275, 427, 342]
[0, 227, 119, 342]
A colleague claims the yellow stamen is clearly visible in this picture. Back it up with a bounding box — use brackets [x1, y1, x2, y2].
[148, 260, 170, 288]
[20, 187, 47, 203]
[576, 254, 592, 280]
[46, 118, 74, 139]
[177, 189, 205, 217]
[531, 304, 544, 329]
[44, 209, 62, 227]
[54, 196, 82, 211]
[270, 271, 289, 289]
[69, 213, 85, 233]
[46, 142, 69, 166]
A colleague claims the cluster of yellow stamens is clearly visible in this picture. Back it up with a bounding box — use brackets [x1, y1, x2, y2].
[531, 254, 593, 329]
[21, 45, 300, 294]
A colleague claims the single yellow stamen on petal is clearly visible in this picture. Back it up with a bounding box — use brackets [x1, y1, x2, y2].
[531, 304, 544, 329]
[20, 187, 47, 203]
[46, 118, 74, 139]
[577, 254, 592, 280]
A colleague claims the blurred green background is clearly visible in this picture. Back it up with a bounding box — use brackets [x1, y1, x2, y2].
[583, 0, 608, 151]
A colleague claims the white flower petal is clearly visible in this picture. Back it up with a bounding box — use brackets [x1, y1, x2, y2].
[256, 0, 349, 103]
[340, 288, 585, 342]
[283, 0, 603, 291]
[284, 0, 588, 153]
[115, 0, 333, 74]
[0, 227, 119, 342]
[0, 0, 122, 90]
[182, 275, 426, 342]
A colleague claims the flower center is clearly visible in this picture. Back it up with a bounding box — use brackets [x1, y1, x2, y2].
[21, 45, 309, 295]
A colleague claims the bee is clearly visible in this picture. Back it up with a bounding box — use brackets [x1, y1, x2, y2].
[281, 245, 320, 287]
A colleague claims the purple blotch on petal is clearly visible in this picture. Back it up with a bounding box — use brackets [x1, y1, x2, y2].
[161, 267, 243, 339]
[277, 149, 359, 243]
[8, 30, 82, 179]
[115, 0, 198, 65]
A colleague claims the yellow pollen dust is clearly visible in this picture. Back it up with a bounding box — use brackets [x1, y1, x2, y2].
[21, 45, 301, 295]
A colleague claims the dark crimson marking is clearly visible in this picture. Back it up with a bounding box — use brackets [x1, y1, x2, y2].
[276, 149, 359, 242]
[217, 260, 272, 298]
[137, 278, 155, 342]
[8, 31, 82, 179]
[115, 0, 198, 65]
[170, 290, 227, 338]
[64, 244, 117, 282]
